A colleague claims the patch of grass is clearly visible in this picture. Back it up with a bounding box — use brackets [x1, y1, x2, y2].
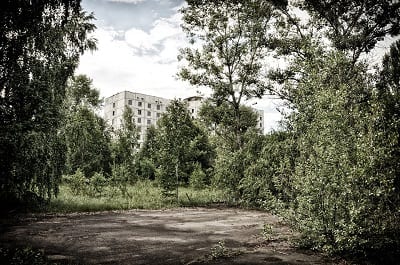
[46, 180, 228, 213]
[0, 247, 80, 265]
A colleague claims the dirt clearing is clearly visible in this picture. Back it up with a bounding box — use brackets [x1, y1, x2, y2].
[0, 208, 338, 264]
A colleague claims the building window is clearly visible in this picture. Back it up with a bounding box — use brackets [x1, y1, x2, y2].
[137, 126, 142, 132]
[137, 118, 141, 123]
[113, 102, 115, 108]
[147, 111, 151, 117]
[112, 111, 115, 116]
[138, 101, 142, 107]
[147, 119, 151, 125]
[157, 105, 161, 110]
[148, 103, 151, 109]
[260, 123, 263, 127]
[156, 113, 161, 118]
[138, 109, 142, 115]
[259, 116, 262, 121]
[112, 118, 115, 125]
[128, 99, 132, 105]
[191, 109, 194, 113]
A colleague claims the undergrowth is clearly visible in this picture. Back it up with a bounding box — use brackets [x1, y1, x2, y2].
[46, 180, 228, 213]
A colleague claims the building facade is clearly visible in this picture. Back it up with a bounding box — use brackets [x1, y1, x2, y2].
[104, 91, 171, 142]
[104, 91, 265, 143]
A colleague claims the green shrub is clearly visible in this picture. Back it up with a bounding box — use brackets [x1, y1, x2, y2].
[89, 172, 108, 196]
[62, 168, 87, 195]
[110, 164, 130, 197]
[189, 163, 207, 190]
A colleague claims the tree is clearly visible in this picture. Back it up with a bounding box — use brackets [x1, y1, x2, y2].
[136, 125, 158, 180]
[111, 106, 139, 181]
[178, 0, 273, 150]
[263, 1, 400, 255]
[0, 1, 96, 205]
[301, 0, 400, 62]
[199, 100, 259, 151]
[155, 100, 212, 198]
[64, 75, 111, 178]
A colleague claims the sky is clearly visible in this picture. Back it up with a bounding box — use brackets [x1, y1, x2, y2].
[77, 0, 284, 132]
[77, 0, 397, 132]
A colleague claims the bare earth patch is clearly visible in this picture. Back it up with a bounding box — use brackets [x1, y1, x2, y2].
[0, 208, 339, 264]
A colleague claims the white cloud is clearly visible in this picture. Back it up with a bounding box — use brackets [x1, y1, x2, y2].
[125, 28, 154, 51]
[77, 4, 283, 130]
[77, 9, 192, 102]
[106, 0, 145, 3]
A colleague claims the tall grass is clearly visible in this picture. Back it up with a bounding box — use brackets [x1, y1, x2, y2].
[47, 180, 229, 213]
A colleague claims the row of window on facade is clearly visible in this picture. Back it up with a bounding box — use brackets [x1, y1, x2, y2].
[111, 118, 154, 126]
[111, 100, 162, 110]
[112, 109, 161, 118]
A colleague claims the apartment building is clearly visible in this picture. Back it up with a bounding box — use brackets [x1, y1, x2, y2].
[104, 91, 265, 143]
[104, 91, 171, 142]
[184, 96, 204, 119]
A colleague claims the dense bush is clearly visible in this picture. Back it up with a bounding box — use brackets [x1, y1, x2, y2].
[189, 163, 207, 190]
[62, 169, 88, 196]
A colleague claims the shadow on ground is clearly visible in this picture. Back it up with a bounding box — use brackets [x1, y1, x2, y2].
[0, 208, 339, 264]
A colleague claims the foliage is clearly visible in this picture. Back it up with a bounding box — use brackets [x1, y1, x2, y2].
[263, 0, 400, 256]
[64, 106, 112, 178]
[48, 181, 228, 213]
[0, 247, 59, 265]
[280, 49, 400, 254]
[189, 163, 207, 190]
[301, 0, 400, 60]
[62, 169, 87, 196]
[136, 126, 158, 180]
[111, 106, 139, 179]
[154, 100, 214, 197]
[179, 0, 273, 149]
[89, 172, 108, 197]
[199, 100, 259, 151]
[110, 163, 131, 197]
[261, 223, 274, 241]
[0, 0, 96, 205]
[239, 131, 296, 209]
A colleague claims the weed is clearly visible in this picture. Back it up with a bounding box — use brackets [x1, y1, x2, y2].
[210, 241, 227, 259]
[262, 223, 273, 240]
[47, 181, 228, 213]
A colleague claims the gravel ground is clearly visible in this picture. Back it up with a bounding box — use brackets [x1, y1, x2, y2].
[0, 208, 339, 264]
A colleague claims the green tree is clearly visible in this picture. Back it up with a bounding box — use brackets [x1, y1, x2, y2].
[111, 106, 139, 182]
[0, 1, 96, 206]
[136, 125, 158, 180]
[265, 1, 400, 255]
[179, 0, 273, 150]
[156, 100, 210, 198]
[199, 100, 260, 195]
[64, 75, 111, 178]
[199, 100, 259, 151]
[301, 0, 400, 62]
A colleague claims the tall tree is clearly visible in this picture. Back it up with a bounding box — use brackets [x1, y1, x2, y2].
[64, 75, 111, 178]
[0, 1, 96, 205]
[136, 125, 158, 180]
[111, 106, 139, 180]
[302, 0, 400, 62]
[156, 100, 206, 197]
[178, 0, 273, 149]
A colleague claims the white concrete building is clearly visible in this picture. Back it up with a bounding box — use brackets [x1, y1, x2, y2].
[104, 91, 171, 142]
[184, 96, 204, 119]
[104, 91, 265, 143]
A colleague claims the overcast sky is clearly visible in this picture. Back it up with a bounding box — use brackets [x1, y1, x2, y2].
[77, 0, 283, 132]
[77, 0, 397, 132]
